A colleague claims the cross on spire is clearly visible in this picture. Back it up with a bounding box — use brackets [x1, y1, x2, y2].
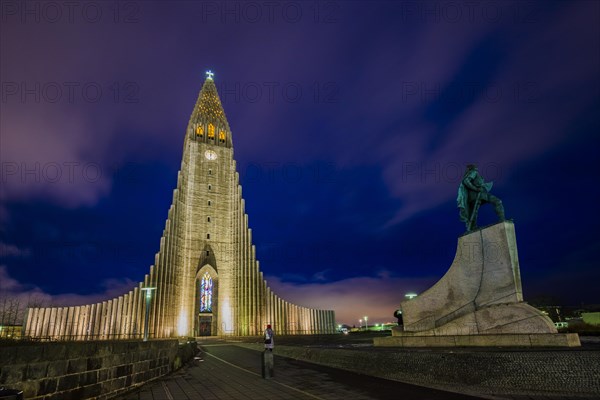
[206, 70, 214, 80]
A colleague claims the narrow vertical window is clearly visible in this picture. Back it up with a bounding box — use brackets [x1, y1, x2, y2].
[196, 126, 204, 136]
[219, 131, 226, 143]
[207, 217, 211, 222]
[200, 272, 213, 312]
[208, 184, 212, 191]
[207, 233, 210, 239]
[208, 200, 211, 206]
[209, 169, 212, 175]
[208, 124, 215, 139]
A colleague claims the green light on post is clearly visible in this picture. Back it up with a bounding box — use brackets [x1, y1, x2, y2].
[141, 287, 156, 342]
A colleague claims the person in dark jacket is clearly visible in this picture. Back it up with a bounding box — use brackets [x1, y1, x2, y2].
[264, 324, 274, 351]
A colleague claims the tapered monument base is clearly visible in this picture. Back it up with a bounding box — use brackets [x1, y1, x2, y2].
[374, 221, 580, 348]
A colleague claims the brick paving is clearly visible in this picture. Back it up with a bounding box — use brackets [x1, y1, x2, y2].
[116, 344, 483, 400]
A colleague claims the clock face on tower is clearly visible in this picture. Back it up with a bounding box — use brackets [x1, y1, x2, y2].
[205, 150, 217, 160]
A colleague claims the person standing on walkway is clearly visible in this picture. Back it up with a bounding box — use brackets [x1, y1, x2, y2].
[264, 324, 274, 351]
[394, 309, 403, 329]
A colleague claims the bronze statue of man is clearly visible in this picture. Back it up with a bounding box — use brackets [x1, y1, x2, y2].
[457, 164, 505, 232]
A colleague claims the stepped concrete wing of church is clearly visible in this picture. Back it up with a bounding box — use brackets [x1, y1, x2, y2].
[24, 75, 336, 339]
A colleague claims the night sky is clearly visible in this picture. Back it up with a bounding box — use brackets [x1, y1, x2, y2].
[1, 1, 599, 325]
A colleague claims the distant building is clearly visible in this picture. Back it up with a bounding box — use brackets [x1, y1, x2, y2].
[0, 325, 22, 339]
[23, 73, 335, 339]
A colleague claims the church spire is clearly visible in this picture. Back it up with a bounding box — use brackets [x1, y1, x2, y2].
[187, 70, 232, 147]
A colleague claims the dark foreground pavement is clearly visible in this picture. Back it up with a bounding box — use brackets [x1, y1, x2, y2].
[116, 344, 484, 400]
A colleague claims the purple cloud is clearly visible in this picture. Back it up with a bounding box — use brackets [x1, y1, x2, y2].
[0, 265, 137, 312]
[266, 273, 436, 325]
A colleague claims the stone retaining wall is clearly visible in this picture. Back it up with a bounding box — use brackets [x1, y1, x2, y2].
[0, 339, 196, 399]
[236, 343, 600, 399]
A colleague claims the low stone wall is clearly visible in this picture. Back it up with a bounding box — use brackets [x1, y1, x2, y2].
[0, 339, 197, 399]
[237, 343, 600, 399]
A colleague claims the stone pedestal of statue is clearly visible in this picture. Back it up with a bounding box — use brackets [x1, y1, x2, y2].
[374, 221, 580, 347]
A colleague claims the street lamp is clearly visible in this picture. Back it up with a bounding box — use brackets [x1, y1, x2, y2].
[141, 287, 156, 342]
[364, 316, 368, 330]
[359, 319, 363, 330]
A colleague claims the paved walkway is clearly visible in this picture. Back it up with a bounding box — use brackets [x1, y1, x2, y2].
[116, 344, 483, 400]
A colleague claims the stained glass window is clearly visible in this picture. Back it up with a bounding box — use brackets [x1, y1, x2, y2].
[200, 272, 213, 312]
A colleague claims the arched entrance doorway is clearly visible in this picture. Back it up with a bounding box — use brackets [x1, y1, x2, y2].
[196, 264, 217, 336]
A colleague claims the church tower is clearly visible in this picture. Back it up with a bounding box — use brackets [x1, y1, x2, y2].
[24, 72, 336, 339]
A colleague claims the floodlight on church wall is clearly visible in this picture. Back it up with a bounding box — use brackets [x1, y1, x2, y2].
[177, 309, 188, 336]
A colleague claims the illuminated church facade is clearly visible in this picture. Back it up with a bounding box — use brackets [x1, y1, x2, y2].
[24, 73, 336, 339]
